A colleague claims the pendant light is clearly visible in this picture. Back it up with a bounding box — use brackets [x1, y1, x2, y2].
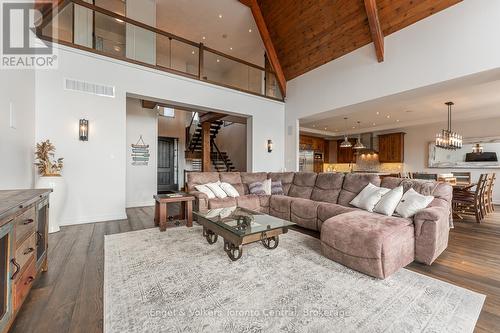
[340, 117, 352, 148]
[353, 121, 365, 150]
[435, 102, 463, 150]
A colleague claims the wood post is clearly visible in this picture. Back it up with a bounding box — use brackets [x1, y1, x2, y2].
[202, 122, 211, 172]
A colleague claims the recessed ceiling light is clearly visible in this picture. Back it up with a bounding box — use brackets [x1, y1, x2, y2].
[372, 123, 376, 126]
[386, 115, 391, 119]
[376, 112, 380, 115]
[352, 126, 356, 129]
[218, 14, 223, 18]
[324, 127, 327, 130]
[202, 36, 206, 40]
[249, 29, 252, 33]
[216, 59, 220, 63]
[396, 119, 400, 122]
[229, 47, 233, 50]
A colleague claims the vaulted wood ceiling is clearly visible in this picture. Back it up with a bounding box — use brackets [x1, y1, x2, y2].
[254, 0, 462, 81]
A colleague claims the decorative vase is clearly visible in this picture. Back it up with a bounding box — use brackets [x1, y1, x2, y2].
[36, 176, 66, 233]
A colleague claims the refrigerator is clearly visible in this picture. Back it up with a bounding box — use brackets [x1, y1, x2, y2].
[299, 150, 314, 172]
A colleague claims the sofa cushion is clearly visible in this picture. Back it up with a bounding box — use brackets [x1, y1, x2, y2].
[349, 183, 389, 212]
[311, 173, 344, 204]
[395, 188, 434, 218]
[269, 195, 293, 220]
[337, 174, 381, 206]
[321, 210, 415, 279]
[322, 211, 413, 259]
[268, 172, 295, 196]
[258, 195, 271, 214]
[208, 197, 237, 209]
[271, 181, 285, 195]
[240, 172, 268, 194]
[249, 182, 267, 195]
[290, 198, 321, 231]
[317, 203, 358, 231]
[236, 195, 261, 211]
[186, 172, 220, 192]
[288, 172, 317, 199]
[219, 172, 244, 196]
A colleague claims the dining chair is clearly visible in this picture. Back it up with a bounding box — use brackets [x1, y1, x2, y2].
[452, 174, 488, 223]
[485, 173, 496, 214]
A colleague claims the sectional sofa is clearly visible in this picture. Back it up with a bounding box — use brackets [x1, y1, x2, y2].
[186, 172, 453, 279]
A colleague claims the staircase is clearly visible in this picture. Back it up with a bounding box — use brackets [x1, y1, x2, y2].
[186, 119, 237, 172]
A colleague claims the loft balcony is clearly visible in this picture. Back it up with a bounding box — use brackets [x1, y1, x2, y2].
[37, 0, 284, 101]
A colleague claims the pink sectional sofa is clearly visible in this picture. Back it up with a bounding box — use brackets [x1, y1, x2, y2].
[186, 172, 453, 279]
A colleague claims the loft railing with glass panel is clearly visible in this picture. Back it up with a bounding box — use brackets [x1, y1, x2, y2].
[37, 0, 284, 101]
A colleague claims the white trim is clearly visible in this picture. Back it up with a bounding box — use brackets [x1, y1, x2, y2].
[59, 212, 128, 226]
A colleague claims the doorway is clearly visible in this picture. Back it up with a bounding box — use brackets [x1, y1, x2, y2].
[158, 137, 179, 193]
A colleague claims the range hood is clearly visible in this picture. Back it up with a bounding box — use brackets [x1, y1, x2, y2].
[357, 133, 378, 154]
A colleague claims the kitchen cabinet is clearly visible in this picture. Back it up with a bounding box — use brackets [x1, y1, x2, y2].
[336, 139, 357, 163]
[299, 135, 325, 152]
[378, 132, 405, 163]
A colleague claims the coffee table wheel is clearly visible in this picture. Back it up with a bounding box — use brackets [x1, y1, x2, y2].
[261, 236, 279, 250]
[224, 241, 242, 261]
[203, 228, 218, 244]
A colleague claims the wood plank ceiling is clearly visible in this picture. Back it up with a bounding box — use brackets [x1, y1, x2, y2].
[255, 0, 462, 81]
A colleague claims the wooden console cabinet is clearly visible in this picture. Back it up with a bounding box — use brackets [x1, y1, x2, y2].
[0, 190, 51, 333]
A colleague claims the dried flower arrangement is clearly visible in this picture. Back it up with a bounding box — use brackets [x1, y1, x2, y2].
[34, 140, 64, 176]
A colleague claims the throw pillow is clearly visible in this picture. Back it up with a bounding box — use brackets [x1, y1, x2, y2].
[219, 182, 240, 198]
[194, 184, 216, 199]
[263, 179, 272, 195]
[271, 180, 285, 195]
[206, 182, 228, 199]
[350, 183, 390, 212]
[249, 182, 266, 195]
[373, 186, 404, 216]
[395, 188, 434, 218]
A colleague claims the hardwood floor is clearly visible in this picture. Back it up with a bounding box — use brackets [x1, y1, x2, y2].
[9, 206, 500, 333]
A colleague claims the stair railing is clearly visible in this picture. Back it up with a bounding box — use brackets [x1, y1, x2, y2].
[211, 140, 231, 172]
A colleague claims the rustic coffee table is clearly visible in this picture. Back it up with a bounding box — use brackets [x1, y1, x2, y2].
[154, 193, 195, 232]
[193, 207, 296, 261]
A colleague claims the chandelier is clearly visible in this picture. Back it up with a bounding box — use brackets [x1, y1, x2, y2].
[435, 102, 462, 150]
[340, 117, 352, 148]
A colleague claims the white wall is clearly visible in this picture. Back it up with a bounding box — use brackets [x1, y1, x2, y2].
[400, 117, 500, 204]
[126, 98, 157, 208]
[285, 0, 500, 171]
[35, 44, 284, 225]
[216, 123, 247, 171]
[0, 70, 36, 189]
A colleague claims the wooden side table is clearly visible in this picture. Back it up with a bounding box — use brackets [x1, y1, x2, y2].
[153, 194, 195, 232]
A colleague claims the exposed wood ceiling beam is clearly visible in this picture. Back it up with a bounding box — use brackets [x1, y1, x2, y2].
[141, 100, 158, 109]
[241, 0, 287, 98]
[364, 0, 384, 62]
[199, 112, 226, 124]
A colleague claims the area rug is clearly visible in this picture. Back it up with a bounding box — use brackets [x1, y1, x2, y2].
[104, 227, 485, 333]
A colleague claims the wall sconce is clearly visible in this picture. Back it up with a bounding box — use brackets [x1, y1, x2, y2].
[79, 119, 89, 141]
[267, 139, 273, 153]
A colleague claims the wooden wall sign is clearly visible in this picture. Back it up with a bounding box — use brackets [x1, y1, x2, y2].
[131, 135, 150, 166]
